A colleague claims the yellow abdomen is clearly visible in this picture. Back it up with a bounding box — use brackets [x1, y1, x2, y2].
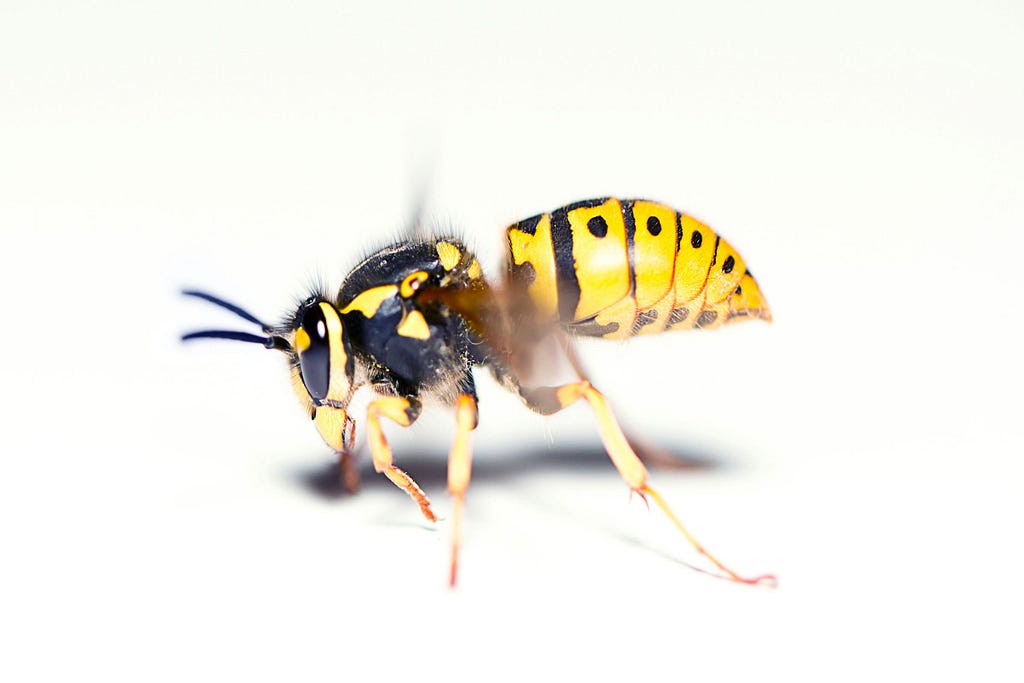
[505, 198, 771, 340]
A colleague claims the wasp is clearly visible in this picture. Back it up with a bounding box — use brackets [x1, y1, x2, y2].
[183, 197, 774, 586]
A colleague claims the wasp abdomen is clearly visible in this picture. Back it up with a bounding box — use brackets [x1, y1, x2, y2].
[506, 198, 771, 340]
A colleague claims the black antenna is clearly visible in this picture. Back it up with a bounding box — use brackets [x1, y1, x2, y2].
[181, 329, 275, 347]
[181, 289, 271, 331]
[181, 289, 290, 351]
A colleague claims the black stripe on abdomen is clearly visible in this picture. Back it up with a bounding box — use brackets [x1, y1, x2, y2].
[549, 207, 581, 322]
[621, 199, 637, 297]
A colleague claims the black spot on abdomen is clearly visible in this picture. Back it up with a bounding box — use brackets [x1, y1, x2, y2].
[696, 310, 718, 327]
[668, 307, 689, 326]
[631, 309, 659, 335]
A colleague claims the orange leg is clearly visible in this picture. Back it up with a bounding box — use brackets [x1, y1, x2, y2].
[558, 332, 693, 469]
[526, 380, 775, 586]
[365, 396, 436, 523]
[337, 417, 361, 493]
[339, 448, 361, 494]
[446, 394, 478, 587]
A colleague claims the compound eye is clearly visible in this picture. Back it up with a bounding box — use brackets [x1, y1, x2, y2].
[297, 305, 331, 401]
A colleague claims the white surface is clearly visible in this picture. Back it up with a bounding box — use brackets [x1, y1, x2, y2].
[2, 1, 1022, 681]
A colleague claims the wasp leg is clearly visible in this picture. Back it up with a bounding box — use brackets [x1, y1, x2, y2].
[365, 396, 437, 523]
[446, 394, 479, 587]
[518, 380, 775, 586]
[557, 333, 693, 470]
[339, 447, 361, 494]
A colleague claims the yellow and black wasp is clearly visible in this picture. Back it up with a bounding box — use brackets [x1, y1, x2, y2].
[183, 197, 773, 586]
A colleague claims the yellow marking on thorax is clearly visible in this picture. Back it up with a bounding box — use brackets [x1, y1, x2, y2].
[319, 302, 351, 402]
[507, 214, 558, 317]
[631, 201, 678, 309]
[396, 310, 431, 340]
[340, 285, 398, 317]
[569, 199, 630, 321]
[436, 242, 462, 271]
[674, 215, 718, 304]
[400, 271, 429, 298]
[467, 257, 482, 280]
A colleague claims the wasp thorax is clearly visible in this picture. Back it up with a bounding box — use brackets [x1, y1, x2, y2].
[293, 301, 353, 404]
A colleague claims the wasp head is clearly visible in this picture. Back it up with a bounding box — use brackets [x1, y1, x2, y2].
[181, 289, 357, 452]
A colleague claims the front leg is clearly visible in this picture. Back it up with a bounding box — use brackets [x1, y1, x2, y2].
[364, 395, 437, 523]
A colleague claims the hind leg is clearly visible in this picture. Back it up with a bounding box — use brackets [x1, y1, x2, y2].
[513, 376, 774, 586]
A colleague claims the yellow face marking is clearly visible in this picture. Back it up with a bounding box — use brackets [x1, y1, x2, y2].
[294, 327, 311, 352]
[507, 213, 558, 318]
[314, 404, 349, 451]
[674, 215, 718, 304]
[289, 366, 314, 416]
[400, 271, 429, 299]
[319, 302, 351, 402]
[467, 257, 482, 280]
[396, 310, 431, 340]
[703, 237, 746, 305]
[340, 285, 398, 317]
[631, 201, 678, 309]
[569, 199, 630, 321]
[436, 242, 462, 271]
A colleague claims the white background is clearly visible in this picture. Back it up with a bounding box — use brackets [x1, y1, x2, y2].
[2, 1, 1022, 680]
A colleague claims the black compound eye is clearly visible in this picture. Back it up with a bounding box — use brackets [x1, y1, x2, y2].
[298, 305, 331, 401]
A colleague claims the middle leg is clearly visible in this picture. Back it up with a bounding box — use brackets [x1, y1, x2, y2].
[446, 393, 479, 587]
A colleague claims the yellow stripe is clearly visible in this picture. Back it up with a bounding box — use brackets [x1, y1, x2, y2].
[340, 285, 398, 316]
[674, 215, 718, 304]
[507, 214, 558, 317]
[396, 310, 431, 340]
[631, 201, 678, 309]
[569, 199, 630, 321]
[703, 237, 746, 305]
